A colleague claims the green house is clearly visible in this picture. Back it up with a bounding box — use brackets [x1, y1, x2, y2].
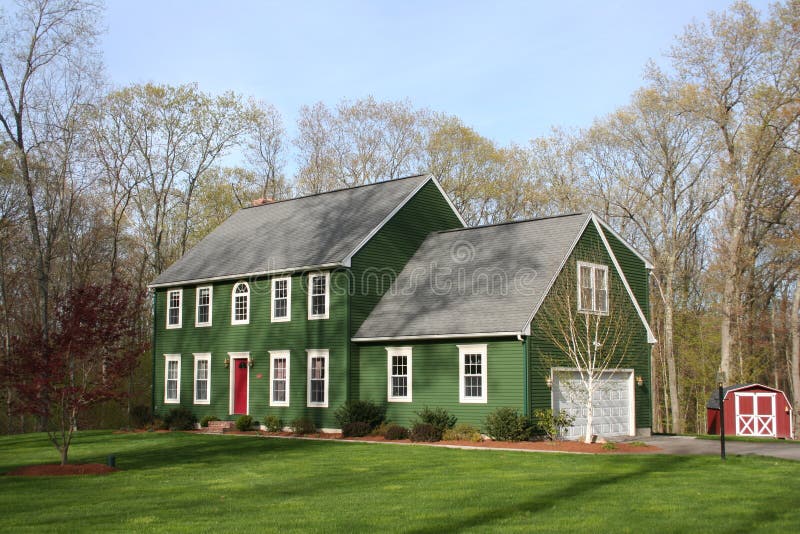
[150, 174, 655, 438]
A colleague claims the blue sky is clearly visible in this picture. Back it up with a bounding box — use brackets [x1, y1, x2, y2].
[102, 0, 770, 147]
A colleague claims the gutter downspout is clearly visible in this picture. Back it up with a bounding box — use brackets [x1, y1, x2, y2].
[151, 290, 157, 417]
[518, 333, 529, 417]
[346, 270, 352, 403]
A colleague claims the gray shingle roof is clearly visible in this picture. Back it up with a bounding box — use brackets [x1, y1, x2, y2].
[151, 174, 431, 286]
[353, 213, 591, 340]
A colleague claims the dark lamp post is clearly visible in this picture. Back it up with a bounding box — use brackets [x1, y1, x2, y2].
[717, 371, 726, 461]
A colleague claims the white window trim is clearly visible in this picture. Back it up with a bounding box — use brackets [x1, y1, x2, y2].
[193, 353, 211, 405]
[231, 281, 250, 325]
[271, 277, 292, 323]
[228, 351, 250, 415]
[166, 289, 182, 329]
[269, 350, 291, 407]
[458, 344, 487, 404]
[307, 272, 330, 320]
[164, 354, 181, 404]
[576, 261, 609, 315]
[386, 347, 412, 402]
[195, 286, 213, 327]
[306, 349, 329, 407]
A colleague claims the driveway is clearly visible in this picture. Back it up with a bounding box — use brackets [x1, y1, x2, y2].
[644, 435, 800, 461]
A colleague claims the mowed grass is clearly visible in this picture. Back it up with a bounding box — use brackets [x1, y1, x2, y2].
[1, 432, 799, 532]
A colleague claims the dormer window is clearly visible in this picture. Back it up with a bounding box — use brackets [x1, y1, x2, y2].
[232, 282, 250, 324]
[577, 261, 608, 314]
[308, 272, 329, 320]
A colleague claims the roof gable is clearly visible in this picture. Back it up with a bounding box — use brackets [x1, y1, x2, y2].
[151, 174, 443, 287]
[354, 211, 655, 342]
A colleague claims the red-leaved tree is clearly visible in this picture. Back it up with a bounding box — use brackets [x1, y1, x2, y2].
[3, 280, 148, 464]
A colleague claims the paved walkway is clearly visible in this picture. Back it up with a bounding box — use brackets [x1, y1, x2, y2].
[644, 435, 800, 460]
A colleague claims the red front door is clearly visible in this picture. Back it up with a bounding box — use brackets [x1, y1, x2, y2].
[233, 358, 248, 414]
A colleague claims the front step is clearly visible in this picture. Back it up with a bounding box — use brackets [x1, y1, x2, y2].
[207, 420, 235, 434]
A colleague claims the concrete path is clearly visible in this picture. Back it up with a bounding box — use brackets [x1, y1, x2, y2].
[644, 435, 800, 461]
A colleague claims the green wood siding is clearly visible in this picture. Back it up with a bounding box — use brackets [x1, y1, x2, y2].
[153, 270, 349, 429]
[527, 221, 652, 430]
[353, 338, 524, 430]
[349, 180, 463, 336]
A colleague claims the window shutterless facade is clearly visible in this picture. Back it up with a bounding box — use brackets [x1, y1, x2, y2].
[195, 286, 212, 327]
[231, 282, 250, 324]
[308, 272, 330, 319]
[166, 289, 182, 329]
[271, 277, 291, 322]
[165, 354, 181, 403]
[306, 349, 329, 407]
[269, 351, 290, 406]
[386, 347, 412, 402]
[193, 353, 211, 404]
[577, 261, 609, 314]
[458, 344, 487, 403]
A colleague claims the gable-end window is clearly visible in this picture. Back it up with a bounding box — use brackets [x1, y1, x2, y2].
[232, 282, 250, 325]
[308, 273, 329, 320]
[166, 289, 182, 329]
[195, 286, 212, 327]
[269, 351, 290, 406]
[387, 347, 412, 402]
[306, 349, 328, 407]
[271, 277, 291, 322]
[458, 344, 487, 403]
[577, 261, 609, 314]
[193, 353, 211, 404]
[165, 354, 181, 403]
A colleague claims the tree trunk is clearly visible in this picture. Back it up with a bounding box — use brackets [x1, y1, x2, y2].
[791, 277, 799, 437]
[664, 276, 681, 434]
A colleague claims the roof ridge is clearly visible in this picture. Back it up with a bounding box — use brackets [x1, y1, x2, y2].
[436, 212, 587, 234]
[241, 173, 429, 209]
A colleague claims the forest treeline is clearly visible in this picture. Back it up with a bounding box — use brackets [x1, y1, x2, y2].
[0, 0, 798, 433]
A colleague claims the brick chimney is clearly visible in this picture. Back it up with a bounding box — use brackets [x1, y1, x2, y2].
[252, 197, 274, 207]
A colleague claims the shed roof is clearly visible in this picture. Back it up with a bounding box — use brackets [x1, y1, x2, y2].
[151, 174, 439, 287]
[706, 383, 789, 409]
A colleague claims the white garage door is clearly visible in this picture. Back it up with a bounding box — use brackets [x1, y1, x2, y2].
[552, 369, 634, 440]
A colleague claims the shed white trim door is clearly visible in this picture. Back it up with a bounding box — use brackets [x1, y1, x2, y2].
[734, 392, 776, 437]
[551, 369, 635, 440]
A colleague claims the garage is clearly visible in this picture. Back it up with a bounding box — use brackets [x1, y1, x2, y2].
[707, 383, 793, 439]
[551, 368, 635, 440]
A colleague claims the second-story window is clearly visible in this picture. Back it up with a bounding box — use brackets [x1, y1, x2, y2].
[232, 282, 250, 325]
[577, 261, 609, 315]
[308, 273, 329, 320]
[166, 289, 182, 329]
[271, 277, 291, 322]
[196, 286, 212, 327]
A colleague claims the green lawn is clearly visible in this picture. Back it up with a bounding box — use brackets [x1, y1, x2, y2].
[694, 433, 800, 444]
[1, 432, 799, 532]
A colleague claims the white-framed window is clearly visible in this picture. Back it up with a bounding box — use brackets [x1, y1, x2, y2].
[269, 351, 290, 406]
[458, 344, 487, 403]
[195, 286, 212, 327]
[577, 261, 609, 315]
[165, 354, 181, 403]
[231, 281, 250, 324]
[166, 289, 182, 329]
[308, 272, 330, 320]
[271, 277, 291, 322]
[386, 347, 412, 402]
[306, 349, 329, 407]
[193, 353, 211, 404]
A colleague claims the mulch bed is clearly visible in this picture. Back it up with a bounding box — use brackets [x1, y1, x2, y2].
[6, 463, 117, 476]
[251, 430, 660, 453]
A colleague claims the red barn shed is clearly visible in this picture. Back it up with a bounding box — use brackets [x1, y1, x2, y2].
[707, 383, 793, 439]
